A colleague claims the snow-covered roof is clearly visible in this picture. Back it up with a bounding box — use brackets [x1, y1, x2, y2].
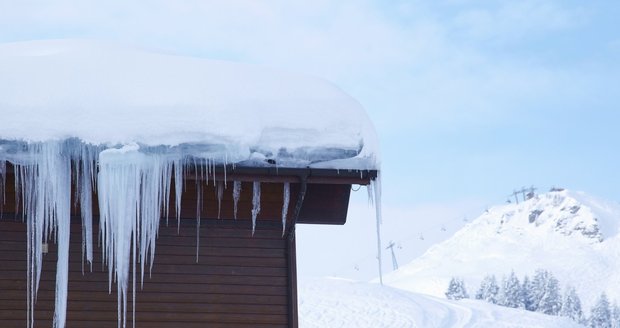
[0, 39, 378, 170]
[0, 40, 382, 328]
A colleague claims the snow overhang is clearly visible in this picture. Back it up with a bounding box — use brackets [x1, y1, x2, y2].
[0, 39, 379, 171]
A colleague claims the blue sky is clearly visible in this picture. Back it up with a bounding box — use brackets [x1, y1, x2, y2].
[1, 0, 619, 279]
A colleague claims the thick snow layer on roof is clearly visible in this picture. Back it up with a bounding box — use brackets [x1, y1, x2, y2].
[0, 39, 378, 170]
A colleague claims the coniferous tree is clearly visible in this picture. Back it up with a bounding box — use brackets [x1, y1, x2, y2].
[538, 272, 562, 315]
[445, 277, 469, 300]
[476, 275, 500, 304]
[522, 275, 535, 311]
[590, 293, 612, 328]
[500, 271, 525, 309]
[529, 269, 547, 312]
[560, 286, 583, 323]
[610, 302, 620, 328]
[528, 269, 562, 314]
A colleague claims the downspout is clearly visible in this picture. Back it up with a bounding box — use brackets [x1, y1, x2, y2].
[286, 173, 308, 328]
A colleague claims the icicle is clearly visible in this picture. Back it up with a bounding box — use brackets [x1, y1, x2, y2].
[251, 181, 261, 235]
[161, 160, 173, 226]
[173, 158, 183, 232]
[216, 181, 223, 219]
[46, 143, 72, 328]
[13, 166, 18, 215]
[201, 158, 206, 182]
[132, 211, 137, 328]
[206, 159, 210, 185]
[281, 182, 290, 236]
[144, 158, 167, 278]
[223, 155, 227, 188]
[17, 142, 72, 328]
[233, 181, 241, 219]
[26, 183, 33, 328]
[0, 160, 5, 211]
[15, 164, 23, 219]
[369, 172, 383, 285]
[78, 145, 96, 272]
[210, 159, 215, 185]
[195, 177, 202, 263]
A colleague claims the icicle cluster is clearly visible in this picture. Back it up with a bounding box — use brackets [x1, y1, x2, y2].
[9, 142, 191, 328]
[0, 140, 298, 328]
[0, 138, 381, 327]
[97, 145, 179, 328]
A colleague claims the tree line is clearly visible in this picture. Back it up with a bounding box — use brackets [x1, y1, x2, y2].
[445, 269, 620, 328]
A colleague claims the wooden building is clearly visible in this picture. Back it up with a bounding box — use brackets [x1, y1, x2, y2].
[0, 164, 377, 327]
[0, 39, 380, 328]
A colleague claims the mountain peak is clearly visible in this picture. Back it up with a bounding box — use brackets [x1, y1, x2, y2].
[481, 190, 608, 242]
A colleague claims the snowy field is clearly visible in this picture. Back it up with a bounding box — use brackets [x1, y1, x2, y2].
[299, 278, 582, 328]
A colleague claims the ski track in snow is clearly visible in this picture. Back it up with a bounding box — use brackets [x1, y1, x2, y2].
[299, 278, 583, 328]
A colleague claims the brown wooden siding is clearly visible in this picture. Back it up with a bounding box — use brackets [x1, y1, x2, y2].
[0, 218, 292, 327]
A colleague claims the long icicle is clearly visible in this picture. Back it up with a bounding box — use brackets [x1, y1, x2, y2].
[233, 181, 241, 220]
[173, 158, 184, 233]
[281, 182, 290, 236]
[251, 181, 261, 235]
[216, 181, 223, 219]
[79, 145, 95, 272]
[19, 142, 72, 328]
[369, 172, 383, 285]
[0, 160, 5, 211]
[195, 172, 202, 263]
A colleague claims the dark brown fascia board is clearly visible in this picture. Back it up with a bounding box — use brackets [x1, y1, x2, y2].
[2, 161, 377, 185]
[184, 166, 378, 185]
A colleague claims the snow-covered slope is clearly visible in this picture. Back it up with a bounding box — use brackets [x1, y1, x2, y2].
[383, 190, 620, 308]
[299, 278, 582, 328]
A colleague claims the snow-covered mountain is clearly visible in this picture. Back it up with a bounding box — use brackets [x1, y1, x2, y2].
[299, 278, 582, 328]
[383, 189, 620, 309]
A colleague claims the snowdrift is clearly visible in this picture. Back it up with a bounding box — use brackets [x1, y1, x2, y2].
[299, 278, 582, 328]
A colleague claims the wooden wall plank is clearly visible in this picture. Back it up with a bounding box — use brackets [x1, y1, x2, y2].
[0, 219, 291, 327]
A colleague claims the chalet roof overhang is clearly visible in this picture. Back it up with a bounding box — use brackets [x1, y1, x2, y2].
[185, 165, 378, 185]
[1, 162, 377, 226]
